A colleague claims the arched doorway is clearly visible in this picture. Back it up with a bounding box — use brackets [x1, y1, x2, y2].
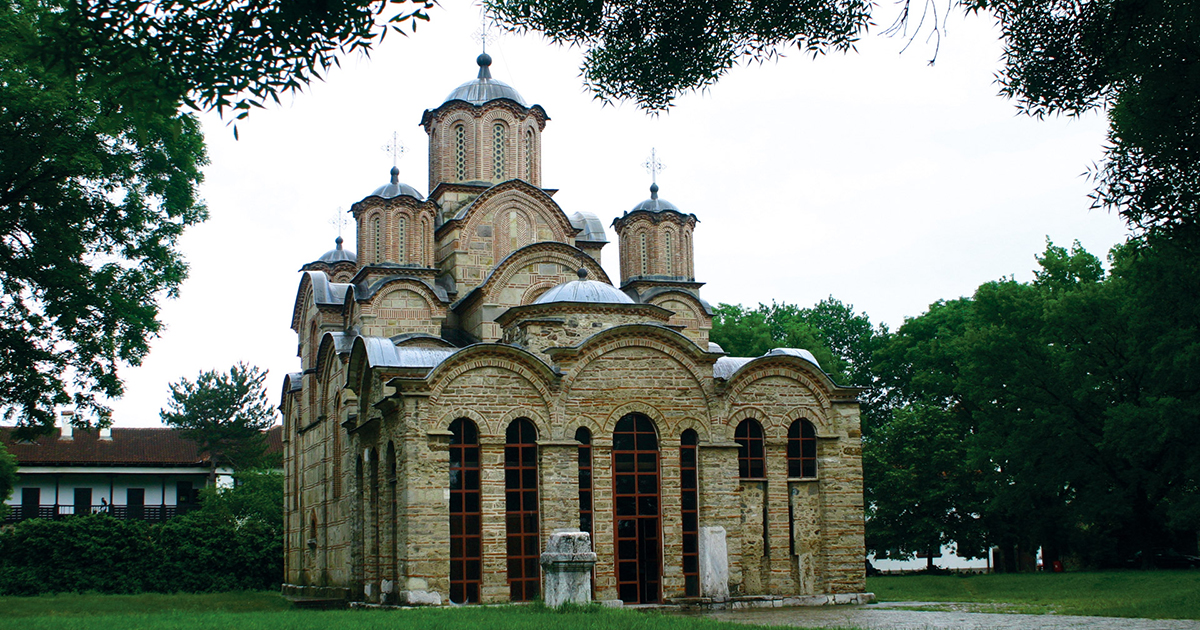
[612, 413, 661, 603]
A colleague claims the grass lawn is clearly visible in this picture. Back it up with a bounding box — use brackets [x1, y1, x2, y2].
[0, 593, 790, 630]
[868, 570, 1200, 619]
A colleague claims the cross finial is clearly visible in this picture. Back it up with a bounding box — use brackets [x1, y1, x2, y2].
[383, 132, 406, 168]
[643, 148, 665, 185]
[329, 206, 349, 239]
[473, 13, 498, 54]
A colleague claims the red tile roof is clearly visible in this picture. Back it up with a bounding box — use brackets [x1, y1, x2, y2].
[1, 426, 283, 468]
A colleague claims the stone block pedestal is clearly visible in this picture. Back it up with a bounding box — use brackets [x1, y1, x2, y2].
[540, 530, 597, 608]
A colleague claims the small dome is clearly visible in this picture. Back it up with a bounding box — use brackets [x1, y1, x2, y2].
[318, 236, 357, 264]
[444, 53, 527, 106]
[534, 268, 633, 305]
[631, 183, 680, 213]
[371, 166, 424, 200]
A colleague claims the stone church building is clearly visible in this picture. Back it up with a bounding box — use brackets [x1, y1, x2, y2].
[282, 53, 866, 606]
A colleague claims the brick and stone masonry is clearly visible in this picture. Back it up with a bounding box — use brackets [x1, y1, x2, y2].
[282, 52, 867, 607]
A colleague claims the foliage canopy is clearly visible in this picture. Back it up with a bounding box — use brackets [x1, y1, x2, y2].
[1, 0, 207, 435]
[160, 363, 278, 472]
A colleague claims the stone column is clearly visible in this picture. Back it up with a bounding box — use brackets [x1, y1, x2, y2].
[397, 430, 449, 606]
[819, 407, 865, 594]
[538, 442, 580, 534]
[698, 441, 741, 596]
[591, 436, 617, 601]
[479, 440, 507, 603]
[765, 438, 796, 594]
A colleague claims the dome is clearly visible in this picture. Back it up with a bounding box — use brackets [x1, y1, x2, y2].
[630, 183, 680, 213]
[444, 53, 527, 107]
[318, 236, 356, 264]
[371, 166, 424, 200]
[534, 268, 634, 305]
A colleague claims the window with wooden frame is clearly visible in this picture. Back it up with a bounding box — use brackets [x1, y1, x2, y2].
[449, 418, 482, 604]
[787, 419, 818, 478]
[680, 429, 700, 597]
[735, 419, 765, 479]
[505, 418, 539, 601]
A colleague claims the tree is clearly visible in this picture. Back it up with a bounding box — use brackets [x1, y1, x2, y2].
[3, 0, 436, 435]
[863, 402, 987, 568]
[486, 0, 871, 111]
[0, 441, 16, 520]
[160, 363, 277, 474]
[1, 0, 207, 435]
[487, 0, 1199, 237]
[876, 239, 1200, 568]
[965, 0, 1200, 238]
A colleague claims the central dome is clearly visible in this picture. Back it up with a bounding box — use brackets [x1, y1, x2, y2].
[444, 53, 527, 106]
[534, 269, 633, 305]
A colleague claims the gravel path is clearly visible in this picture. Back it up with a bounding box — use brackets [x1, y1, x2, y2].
[677, 602, 1200, 630]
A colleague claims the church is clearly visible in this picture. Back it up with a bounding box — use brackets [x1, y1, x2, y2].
[281, 53, 866, 606]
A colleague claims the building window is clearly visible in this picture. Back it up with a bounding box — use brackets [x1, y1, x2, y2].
[397, 217, 406, 264]
[665, 232, 674, 276]
[524, 129, 533, 179]
[639, 233, 648, 277]
[735, 419, 765, 479]
[788, 419, 818, 478]
[680, 429, 700, 597]
[612, 413, 661, 604]
[449, 418, 482, 604]
[505, 418, 539, 601]
[493, 123, 506, 180]
[576, 427, 593, 537]
[455, 124, 466, 181]
[372, 216, 382, 264]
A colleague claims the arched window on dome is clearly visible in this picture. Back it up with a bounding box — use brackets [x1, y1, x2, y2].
[454, 124, 466, 181]
[664, 231, 674, 276]
[524, 129, 534, 180]
[493, 122, 507, 180]
[419, 216, 429, 266]
[397, 216, 406, 264]
[788, 419, 818, 478]
[735, 419, 765, 479]
[639, 232, 648, 277]
[372, 215, 382, 264]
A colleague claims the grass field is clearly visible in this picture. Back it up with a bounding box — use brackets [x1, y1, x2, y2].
[1, 571, 1197, 629]
[0, 594, 780, 630]
[868, 570, 1200, 619]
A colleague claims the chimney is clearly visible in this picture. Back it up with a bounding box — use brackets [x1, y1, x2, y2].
[99, 426, 112, 441]
[59, 409, 74, 440]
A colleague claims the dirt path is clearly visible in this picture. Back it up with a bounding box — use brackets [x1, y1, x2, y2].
[677, 602, 1200, 630]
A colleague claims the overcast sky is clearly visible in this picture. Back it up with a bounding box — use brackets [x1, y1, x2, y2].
[105, 1, 1131, 427]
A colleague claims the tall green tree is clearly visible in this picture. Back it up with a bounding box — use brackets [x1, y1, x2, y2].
[876, 239, 1200, 568]
[3, 0, 435, 434]
[1, 0, 206, 434]
[160, 363, 277, 474]
[864, 402, 987, 567]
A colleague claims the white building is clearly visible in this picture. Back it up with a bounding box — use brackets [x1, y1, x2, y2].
[2, 419, 282, 523]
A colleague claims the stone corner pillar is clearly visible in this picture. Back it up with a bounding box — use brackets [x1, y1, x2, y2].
[699, 526, 730, 601]
[540, 529, 597, 608]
